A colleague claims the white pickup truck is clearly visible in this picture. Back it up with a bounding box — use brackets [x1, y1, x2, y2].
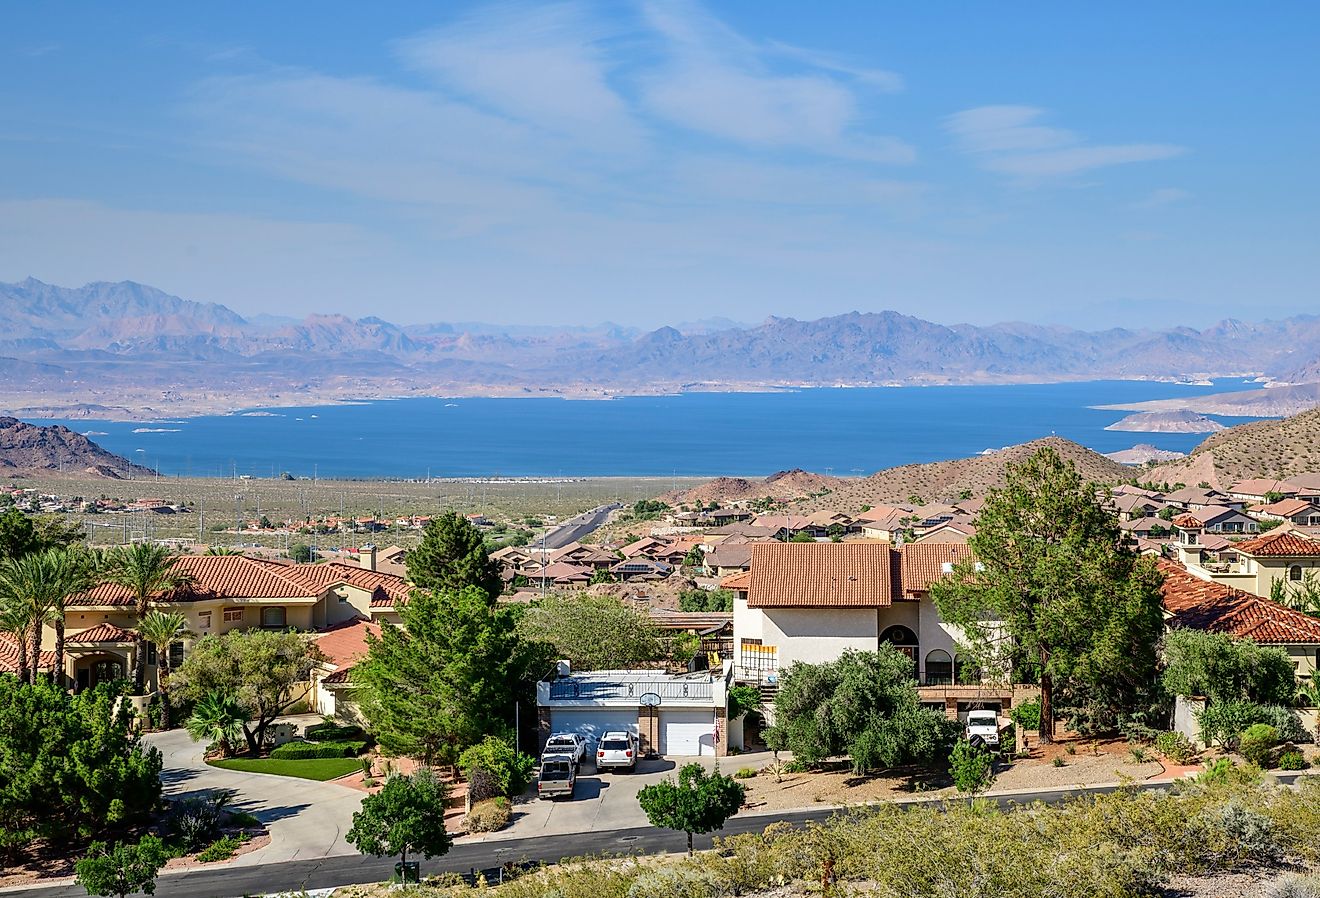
[965, 710, 1001, 748]
[542, 733, 588, 768]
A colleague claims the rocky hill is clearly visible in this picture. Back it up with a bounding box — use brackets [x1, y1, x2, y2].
[0, 417, 154, 478]
[1145, 408, 1320, 489]
[665, 437, 1132, 511]
[1104, 410, 1225, 433]
[5, 277, 1320, 418]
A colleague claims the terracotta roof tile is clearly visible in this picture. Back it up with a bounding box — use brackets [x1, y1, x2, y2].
[1158, 560, 1320, 644]
[1233, 528, 1320, 557]
[0, 633, 55, 673]
[720, 569, 752, 590]
[746, 543, 894, 608]
[899, 543, 974, 595]
[67, 622, 136, 643]
[315, 618, 380, 674]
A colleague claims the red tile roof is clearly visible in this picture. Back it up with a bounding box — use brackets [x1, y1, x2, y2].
[67, 622, 136, 644]
[746, 543, 894, 608]
[0, 633, 55, 674]
[899, 543, 974, 595]
[315, 619, 380, 684]
[720, 569, 752, 590]
[1233, 528, 1320, 557]
[1158, 560, 1320, 645]
[73, 555, 414, 607]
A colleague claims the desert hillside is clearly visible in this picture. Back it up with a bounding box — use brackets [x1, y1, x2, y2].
[0, 417, 154, 478]
[665, 437, 1132, 511]
[1145, 407, 1320, 488]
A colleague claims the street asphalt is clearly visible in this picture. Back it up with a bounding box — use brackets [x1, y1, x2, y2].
[14, 780, 1191, 898]
[539, 503, 621, 550]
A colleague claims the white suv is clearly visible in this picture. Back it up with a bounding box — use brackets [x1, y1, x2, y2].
[595, 731, 638, 772]
[965, 710, 1000, 748]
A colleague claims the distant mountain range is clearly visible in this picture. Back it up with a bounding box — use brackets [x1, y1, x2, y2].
[3, 277, 1320, 420]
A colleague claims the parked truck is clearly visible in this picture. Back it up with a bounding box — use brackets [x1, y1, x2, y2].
[536, 754, 577, 800]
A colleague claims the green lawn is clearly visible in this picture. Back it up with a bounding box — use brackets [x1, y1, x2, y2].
[208, 756, 361, 781]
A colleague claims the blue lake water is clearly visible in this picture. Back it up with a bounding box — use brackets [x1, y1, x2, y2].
[37, 380, 1267, 479]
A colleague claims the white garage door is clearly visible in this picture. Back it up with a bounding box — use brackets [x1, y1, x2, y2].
[659, 709, 716, 756]
[549, 709, 639, 753]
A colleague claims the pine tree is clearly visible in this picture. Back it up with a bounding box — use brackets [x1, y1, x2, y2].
[406, 512, 502, 599]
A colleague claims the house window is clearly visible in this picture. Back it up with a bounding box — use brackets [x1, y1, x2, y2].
[925, 650, 954, 686]
[1290, 565, 1304, 582]
[198, 611, 211, 630]
[146, 643, 157, 666]
[338, 594, 349, 604]
[169, 642, 184, 667]
[261, 606, 287, 629]
[739, 638, 777, 674]
[223, 607, 244, 623]
[879, 626, 919, 664]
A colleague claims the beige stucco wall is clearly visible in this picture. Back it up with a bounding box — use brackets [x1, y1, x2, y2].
[758, 607, 880, 667]
[1285, 645, 1319, 681]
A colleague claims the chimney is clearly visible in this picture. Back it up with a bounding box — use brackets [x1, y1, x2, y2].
[360, 544, 377, 572]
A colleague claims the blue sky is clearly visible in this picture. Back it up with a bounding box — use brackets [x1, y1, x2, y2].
[1, 2, 1316, 329]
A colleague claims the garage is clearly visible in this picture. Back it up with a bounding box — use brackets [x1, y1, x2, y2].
[548, 709, 639, 753]
[658, 709, 716, 756]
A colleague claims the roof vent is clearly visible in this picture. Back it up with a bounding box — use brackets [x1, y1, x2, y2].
[556, 659, 571, 678]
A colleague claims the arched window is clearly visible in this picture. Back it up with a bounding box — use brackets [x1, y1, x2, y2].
[1291, 565, 1304, 582]
[879, 625, 918, 663]
[925, 649, 953, 685]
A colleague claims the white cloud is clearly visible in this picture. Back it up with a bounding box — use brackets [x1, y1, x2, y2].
[946, 105, 1184, 179]
[1134, 187, 1193, 208]
[395, 3, 643, 152]
[637, 1, 912, 162]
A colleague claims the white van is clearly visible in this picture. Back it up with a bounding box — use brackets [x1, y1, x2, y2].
[965, 710, 1000, 747]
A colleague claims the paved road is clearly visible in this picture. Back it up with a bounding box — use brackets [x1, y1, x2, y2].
[540, 503, 621, 550]
[15, 780, 1193, 898]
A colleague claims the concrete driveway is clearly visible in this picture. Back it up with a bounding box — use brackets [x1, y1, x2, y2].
[145, 715, 364, 865]
[467, 754, 766, 843]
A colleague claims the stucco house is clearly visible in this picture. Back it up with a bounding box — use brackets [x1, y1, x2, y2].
[44, 552, 412, 691]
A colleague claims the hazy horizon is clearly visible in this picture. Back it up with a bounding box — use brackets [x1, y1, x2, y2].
[3, 3, 1317, 330]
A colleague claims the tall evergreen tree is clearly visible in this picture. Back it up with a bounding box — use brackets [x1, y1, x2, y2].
[930, 447, 1165, 743]
[405, 512, 502, 598]
[353, 586, 544, 765]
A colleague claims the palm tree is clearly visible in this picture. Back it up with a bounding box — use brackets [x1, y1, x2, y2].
[0, 597, 32, 683]
[204, 546, 243, 556]
[185, 690, 246, 757]
[0, 548, 90, 685]
[103, 544, 190, 694]
[43, 548, 101, 686]
[137, 610, 193, 729]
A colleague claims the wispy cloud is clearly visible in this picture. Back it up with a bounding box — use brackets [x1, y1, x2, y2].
[637, 1, 912, 163]
[946, 105, 1184, 179]
[1134, 187, 1192, 208]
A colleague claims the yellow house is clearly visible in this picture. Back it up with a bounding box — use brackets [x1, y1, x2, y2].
[46, 554, 412, 691]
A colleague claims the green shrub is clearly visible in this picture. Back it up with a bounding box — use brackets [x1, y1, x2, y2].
[1198, 702, 1305, 749]
[1197, 758, 1261, 786]
[1266, 874, 1320, 898]
[459, 735, 536, 800]
[1239, 724, 1279, 768]
[1277, 750, 1308, 771]
[226, 810, 261, 828]
[197, 833, 248, 862]
[733, 767, 757, 779]
[304, 722, 365, 742]
[1155, 731, 1196, 764]
[1128, 746, 1149, 763]
[781, 760, 809, 773]
[268, 739, 366, 760]
[466, 798, 511, 833]
[1052, 757, 1066, 767]
[168, 792, 232, 852]
[1009, 697, 1041, 732]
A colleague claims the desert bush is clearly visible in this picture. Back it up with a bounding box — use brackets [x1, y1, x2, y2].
[1155, 731, 1196, 764]
[465, 798, 511, 833]
[1239, 724, 1280, 768]
[168, 791, 233, 853]
[226, 810, 261, 828]
[1277, 749, 1308, 771]
[1009, 697, 1041, 732]
[1266, 874, 1320, 898]
[269, 739, 366, 759]
[1197, 758, 1261, 787]
[1128, 746, 1150, 763]
[626, 865, 731, 898]
[197, 833, 248, 862]
[733, 768, 757, 779]
[1199, 702, 1306, 749]
[459, 735, 536, 799]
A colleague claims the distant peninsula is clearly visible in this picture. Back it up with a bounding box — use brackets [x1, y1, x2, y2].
[1104, 410, 1226, 433]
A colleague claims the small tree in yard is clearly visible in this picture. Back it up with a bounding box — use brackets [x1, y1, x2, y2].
[949, 739, 995, 799]
[347, 770, 452, 872]
[174, 629, 325, 754]
[516, 592, 661, 670]
[637, 763, 745, 856]
[75, 835, 168, 898]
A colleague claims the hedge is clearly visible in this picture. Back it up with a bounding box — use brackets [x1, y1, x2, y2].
[304, 723, 365, 742]
[269, 739, 367, 760]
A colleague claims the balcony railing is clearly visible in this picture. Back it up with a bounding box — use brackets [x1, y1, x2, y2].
[548, 679, 713, 701]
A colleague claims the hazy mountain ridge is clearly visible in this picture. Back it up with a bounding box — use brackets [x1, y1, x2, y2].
[4, 278, 1320, 418]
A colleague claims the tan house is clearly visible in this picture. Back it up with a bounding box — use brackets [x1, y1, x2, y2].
[1176, 524, 1320, 599]
[46, 553, 412, 691]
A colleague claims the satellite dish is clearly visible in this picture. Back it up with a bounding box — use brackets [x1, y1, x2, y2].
[639, 692, 661, 707]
